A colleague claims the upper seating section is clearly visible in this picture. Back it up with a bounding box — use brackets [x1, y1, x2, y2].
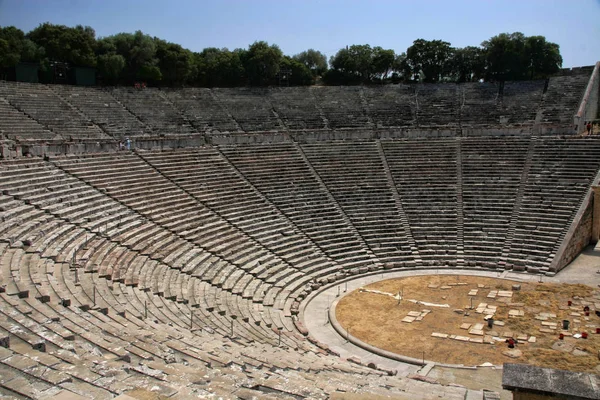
[460, 82, 500, 127]
[0, 97, 56, 140]
[363, 85, 416, 128]
[0, 81, 107, 140]
[500, 80, 545, 125]
[311, 86, 371, 129]
[0, 65, 593, 140]
[162, 88, 240, 133]
[268, 87, 326, 130]
[415, 84, 459, 127]
[213, 88, 284, 132]
[51, 85, 148, 138]
[540, 73, 591, 125]
[109, 87, 197, 135]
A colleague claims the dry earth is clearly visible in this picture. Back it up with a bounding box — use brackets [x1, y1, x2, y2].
[336, 275, 600, 372]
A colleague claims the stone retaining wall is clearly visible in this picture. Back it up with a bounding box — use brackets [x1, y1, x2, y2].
[552, 190, 594, 272]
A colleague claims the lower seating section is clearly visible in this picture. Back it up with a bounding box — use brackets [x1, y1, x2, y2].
[301, 141, 416, 266]
[109, 87, 197, 135]
[0, 81, 107, 140]
[461, 137, 530, 267]
[311, 86, 371, 129]
[1, 136, 600, 397]
[139, 148, 339, 290]
[381, 139, 460, 266]
[220, 142, 378, 270]
[505, 138, 600, 272]
[213, 88, 284, 132]
[51, 85, 148, 138]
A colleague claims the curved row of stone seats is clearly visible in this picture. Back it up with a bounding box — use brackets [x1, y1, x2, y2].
[0, 244, 152, 367]
[108, 87, 197, 135]
[49, 151, 306, 322]
[267, 87, 327, 130]
[212, 88, 285, 132]
[2, 76, 593, 138]
[51, 85, 148, 138]
[0, 98, 56, 140]
[540, 73, 591, 125]
[381, 139, 459, 266]
[505, 137, 600, 272]
[53, 152, 295, 281]
[459, 82, 500, 127]
[500, 80, 545, 125]
[0, 81, 107, 140]
[312, 86, 371, 129]
[301, 141, 417, 267]
[415, 84, 459, 127]
[1, 192, 298, 349]
[0, 157, 276, 321]
[220, 142, 379, 271]
[461, 137, 530, 267]
[0, 168, 476, 397]
[362, 85, 416, 128]
[1, 270, 369, 400]
[139, 148, 341, 284]
[162, 87, 241, 133]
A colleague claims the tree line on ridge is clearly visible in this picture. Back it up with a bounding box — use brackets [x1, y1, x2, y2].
[0, 23, 563, 86]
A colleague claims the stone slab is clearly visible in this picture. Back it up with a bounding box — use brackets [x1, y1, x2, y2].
[468, 329, 484, 336]
[502, 363, 600, 399]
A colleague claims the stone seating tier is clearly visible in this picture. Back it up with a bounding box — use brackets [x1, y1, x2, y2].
[0, 68, 593, 140]
[1, 136, 600, 398]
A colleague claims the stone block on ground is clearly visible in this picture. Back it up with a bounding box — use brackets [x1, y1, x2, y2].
[502, 349, 522, 358]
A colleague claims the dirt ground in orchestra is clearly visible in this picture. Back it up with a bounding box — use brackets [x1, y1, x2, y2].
[336, 275, 600, 372]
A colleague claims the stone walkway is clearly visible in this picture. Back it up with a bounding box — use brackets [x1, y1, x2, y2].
[301, 245, 600, 399]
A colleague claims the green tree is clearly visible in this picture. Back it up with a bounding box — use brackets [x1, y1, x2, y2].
[0, 26, 25, 68]
[524, 36, 562, 79]
[371, 46, 395, 81]
[451, 46, 485, 82]
[279, 56, 313, 85]
[327, 44, 396, 84]
[242, 41, 282, 86]
[193, 47, 245, 87]
[293, 49, 327, 77]
[155, 39, 194, 86]
[98, 31, 160, 83]
[481, 32, 528, 81]
[404, 39, 454, 82]
[27, 23, 97, 66]
[97, 53, 125, 83]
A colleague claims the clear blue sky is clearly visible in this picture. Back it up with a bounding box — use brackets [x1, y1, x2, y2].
[0, 0, 599, 68]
